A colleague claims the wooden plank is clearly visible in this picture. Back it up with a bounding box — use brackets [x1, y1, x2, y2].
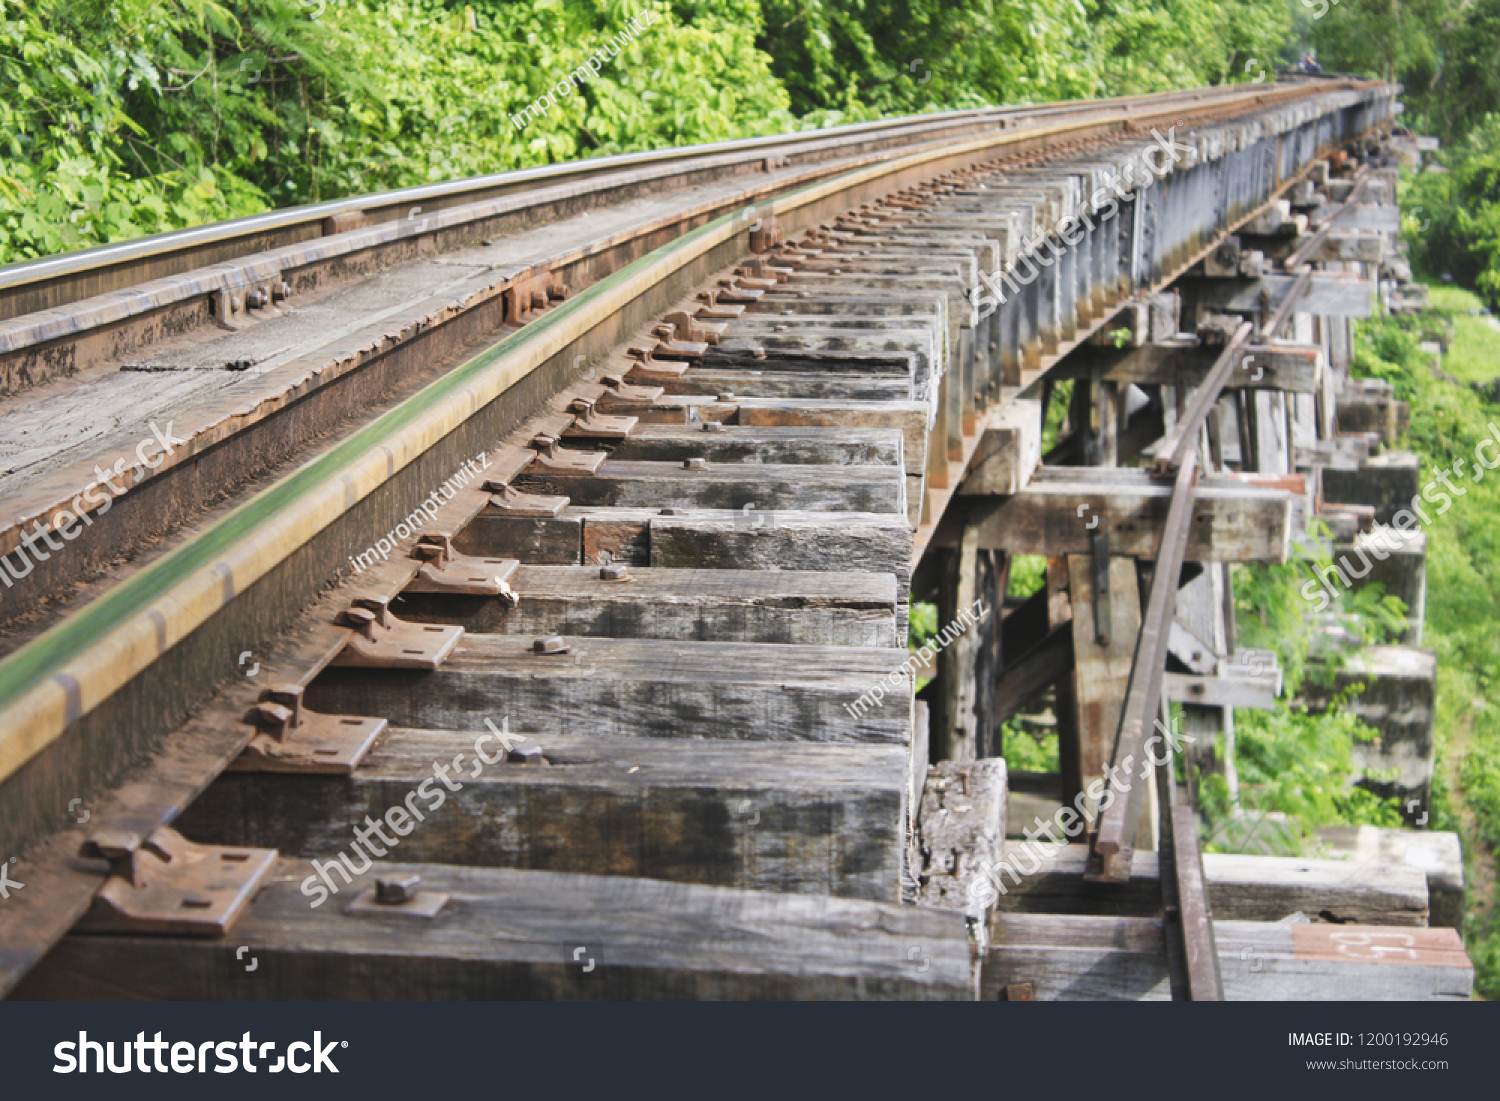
[1316, 826, 1465, 931]
[992, 844, 1431, 925]
[916, 758, 1007, 918]
[1054, 341, 1321, 392]
[944, 469, 1293, 561]
[651, 369, 911, 402]
[394, 566, 899, 647]
[979, 914, 1470, 1000]
[177, 730, 908, 901]
[735, 399, 930, 474]
[514, 459, 905, 514]
[13, 863, 977, 1000]
[306, 634, 914, 744]
[599, 423, 903, 466]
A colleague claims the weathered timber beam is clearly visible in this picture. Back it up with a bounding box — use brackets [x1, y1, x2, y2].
[514, 459, 906, 514]
[993, 844, 1431, 925]
[177, 731, 909, 901]
[14, 864, 975, 1000]
[1179, 274, 1372, 317]
[394, 566, 899, 647]
[1164, 669, 1281, 709]
[306, 635, 913, 744]
[936, 469, 1293, 561]
[1052, 341, 1321, 392]
[980, 914, 1470, 1000]
[1326, 204, 1400, 233]
[600, 424, 904, 467]
[995, 627, 1073, 727]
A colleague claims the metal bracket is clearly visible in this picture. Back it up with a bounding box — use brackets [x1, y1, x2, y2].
[75, 826, 277, 937]
[563, 397, 639, 439]
[715, 278, 764, 303]
[648, 322, 709, 359]
[662, 310, 727, 345]
[696, 289, 746, 319]
[231, 684, 387, 774]
[529, 433, 606, 474]
[504, 270, 564, 326]
[1091, 529, 1111, 646]
[597, 374, 664, 404]
[333, 596, 464, 670]
[622, 345, 689, 379]
[750, 212, 784, 253]
[406, 532, 521, 596]
[484, 479, 569, 517]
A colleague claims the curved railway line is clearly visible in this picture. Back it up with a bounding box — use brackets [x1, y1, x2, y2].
[0, 74, 1474, 999]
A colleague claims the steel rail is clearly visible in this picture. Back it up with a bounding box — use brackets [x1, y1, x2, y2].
[0, 79, 1366, 322]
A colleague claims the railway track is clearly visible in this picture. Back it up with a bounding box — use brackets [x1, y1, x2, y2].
[2, 74, 1471, 1000]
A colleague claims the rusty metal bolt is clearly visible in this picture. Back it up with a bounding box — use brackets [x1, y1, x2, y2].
[683, 457, 707, 470]
[533, 636, 569, 654]
[600, 563, 630, 581]
[375, 875, 421, 904]
[507, 745, 545, 765]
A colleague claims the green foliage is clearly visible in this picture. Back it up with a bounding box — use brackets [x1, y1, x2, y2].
[1007, 555, 1048, 599]
[999, 718, 1059, 772]
[0, 0, 795, 262]
[1401, 119, 1500, 312]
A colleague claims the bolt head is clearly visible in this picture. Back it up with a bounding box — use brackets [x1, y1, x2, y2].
[600, 563, 630, 581]
[507, 745, 545, 765]
[683, 457, 707, 470]
[659, 507, 687, 516]
[375, 875, 420, 904]
[702, 421, 724, 432]
[533, 636, 569, 654]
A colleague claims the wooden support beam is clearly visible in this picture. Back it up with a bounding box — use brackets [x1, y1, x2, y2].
[177, 731, 909, 901]
[734, 399, 929, 475]
[956, 399, 1041, 495]
[306, 634, 914, 745]
[15, 864, 977, 1000]
[1180, 273, 1372, 317]
[994, 627, 1073, 728]
[394, 566, 899, 647]
[1164, 669, 1281, 709]
[992, 844, 1431, 925]
[1062, 555, 1142, 827]
[980, 913, 1470, 1000]
[1054, 340, 1322, 392]
[939, 469, 1294, 561]
[916, 758, 1007, 917]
